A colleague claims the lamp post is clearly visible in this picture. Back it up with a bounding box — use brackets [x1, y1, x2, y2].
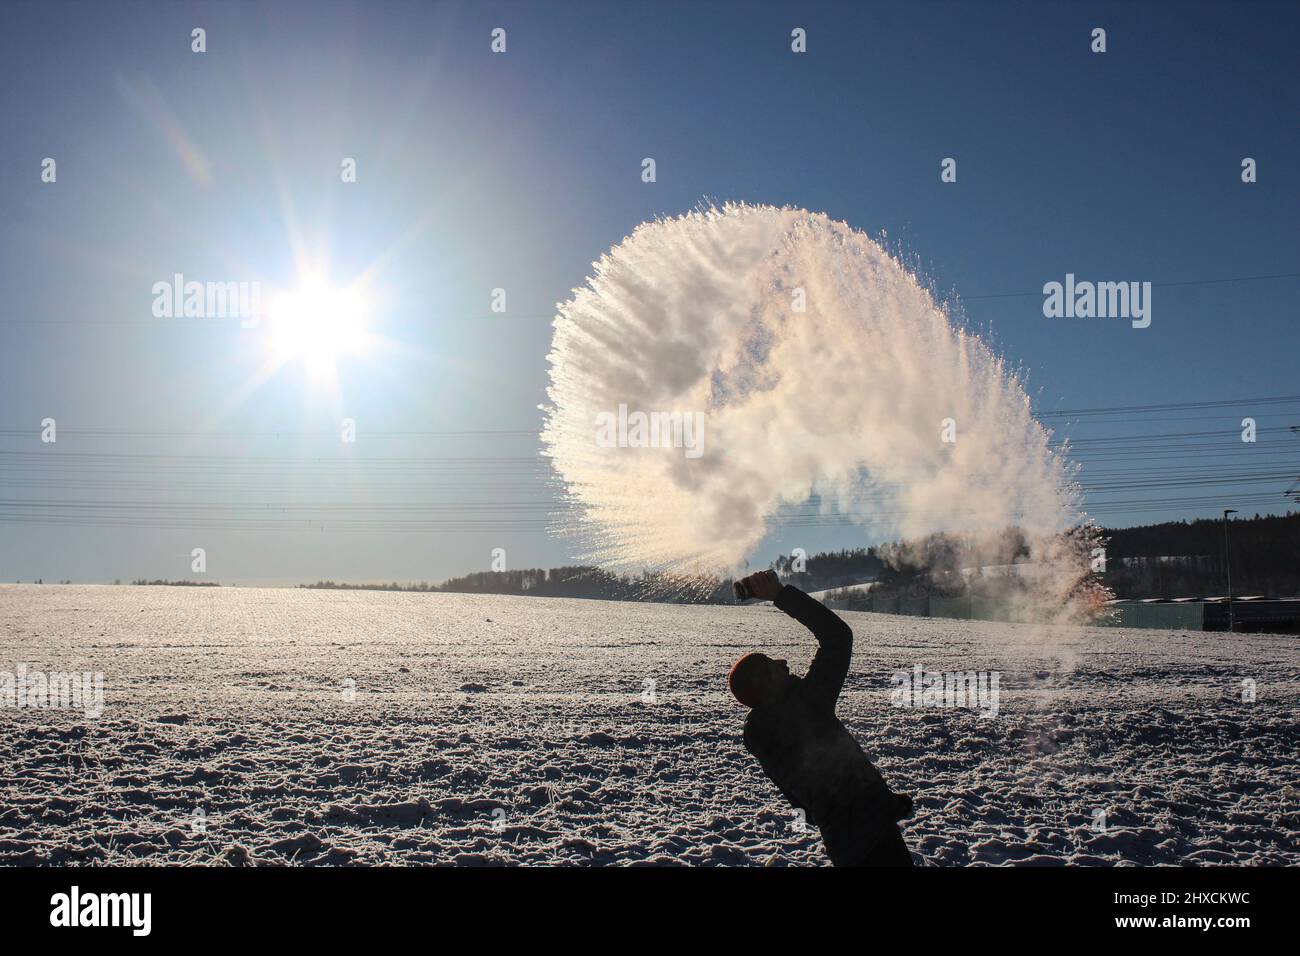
[1222, 509, 1237, 633]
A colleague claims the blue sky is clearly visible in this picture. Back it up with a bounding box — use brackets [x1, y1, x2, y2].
[1, 0, 1297, 584]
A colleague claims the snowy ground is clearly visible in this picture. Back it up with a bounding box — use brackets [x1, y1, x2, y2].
[1, 584, 1295, 866]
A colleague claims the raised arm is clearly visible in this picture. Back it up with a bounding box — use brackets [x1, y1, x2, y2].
[774, 585, 852, 706]
[739, 571, 852, 707]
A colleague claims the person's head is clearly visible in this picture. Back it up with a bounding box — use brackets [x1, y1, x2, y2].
[729, 652, 793, 708]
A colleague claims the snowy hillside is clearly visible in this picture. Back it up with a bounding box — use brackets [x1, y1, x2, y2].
[1, 585, 1295, 865]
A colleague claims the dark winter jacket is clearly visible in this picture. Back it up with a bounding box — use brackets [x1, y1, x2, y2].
[743, 586, 913, 865]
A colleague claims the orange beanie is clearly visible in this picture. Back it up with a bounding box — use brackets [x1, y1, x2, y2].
[728, 653, 768, 708]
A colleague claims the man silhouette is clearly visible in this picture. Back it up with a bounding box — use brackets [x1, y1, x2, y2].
[730, 570, 913, 866]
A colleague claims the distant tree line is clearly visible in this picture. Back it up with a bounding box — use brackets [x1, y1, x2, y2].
[770, 547, 885, 590]
[87, 511, 1291, 602]
[130, 579, 222, 587]
[1102, 512, 1299, 599]
[300, 580, 439, 592]
[415, 566, 733, 603]
[427, 513, 1298, 603]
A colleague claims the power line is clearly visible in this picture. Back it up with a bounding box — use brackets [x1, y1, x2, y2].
[4, 271, 1299, 326]
[0, 392, 1294, 534]
[3, 396, 1299, 439]
[1038, 394, 1300, 419]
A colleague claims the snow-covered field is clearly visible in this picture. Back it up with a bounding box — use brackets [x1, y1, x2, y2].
[1, 584, 1295, 866]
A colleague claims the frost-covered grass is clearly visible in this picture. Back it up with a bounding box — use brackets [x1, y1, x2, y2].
[1, 584, 1295, 866]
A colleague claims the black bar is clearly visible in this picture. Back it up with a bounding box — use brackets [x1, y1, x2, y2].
[0, 865, 1285, 941]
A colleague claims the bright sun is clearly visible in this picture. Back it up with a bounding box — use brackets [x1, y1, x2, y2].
[266, 277, 370, 375]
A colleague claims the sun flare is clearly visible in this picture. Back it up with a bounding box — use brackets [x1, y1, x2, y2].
[266, 277, 371, 375]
